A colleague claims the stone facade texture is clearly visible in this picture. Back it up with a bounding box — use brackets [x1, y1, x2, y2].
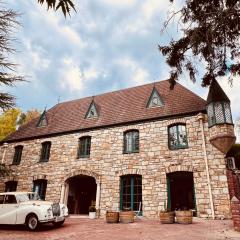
[0, 114, 231, 219]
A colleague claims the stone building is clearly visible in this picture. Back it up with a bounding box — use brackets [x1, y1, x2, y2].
[0, 80, 236, 219]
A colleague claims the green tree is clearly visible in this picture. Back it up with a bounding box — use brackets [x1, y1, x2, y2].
[0, 108, 21, 141]
[0, 6, 23, 110]
[17, 109, 41, 126]
[38, 0, 76, 17]
[159, 0, 240, 88]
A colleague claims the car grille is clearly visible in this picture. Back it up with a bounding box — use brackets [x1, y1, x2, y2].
[52, 203, 60, 216]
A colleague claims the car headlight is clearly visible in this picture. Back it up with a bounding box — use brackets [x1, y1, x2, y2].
[47, 207, 52, 215]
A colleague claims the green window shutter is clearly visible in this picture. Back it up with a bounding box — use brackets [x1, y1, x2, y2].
[40, 142, 51, 162]
[12, 146, 23, 165]
[124, 130, 139, 153]
[78, 137, 91, 158]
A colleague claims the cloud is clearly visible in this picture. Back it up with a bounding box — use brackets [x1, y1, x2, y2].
[59, 57, 107, 93]
[116, 57, 150, 86]
[98, 0, 137, 7]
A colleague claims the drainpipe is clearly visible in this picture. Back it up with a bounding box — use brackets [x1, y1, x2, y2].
[198, 113, 215, 219]
[1, 143, 8, 164]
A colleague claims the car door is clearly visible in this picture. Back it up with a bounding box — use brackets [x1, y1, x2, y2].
[0, 194, 18, 224]
[0, 195, 5, 224]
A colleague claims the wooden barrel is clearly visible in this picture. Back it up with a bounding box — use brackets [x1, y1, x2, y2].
[159, 211, 175, 224]
[119, 211, 135, 223]
[106, 211, 119, 223]
[175, 210, 193, 224]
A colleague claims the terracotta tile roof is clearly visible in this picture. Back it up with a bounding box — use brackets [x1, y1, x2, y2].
[5, 80, 206, 142]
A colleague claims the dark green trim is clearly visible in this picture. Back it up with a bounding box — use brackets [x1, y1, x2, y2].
[120, 178, 123, 211]
[167, 175, 171, 211]
[168, 124, 188, 150]
[146, 87, 164, 108]
[36, 110, 48, 128]
[123, 130, 139, 154]
[207, 101, 233, 127]
[85, 101, 99, 119]
[130, 177, 134, 210]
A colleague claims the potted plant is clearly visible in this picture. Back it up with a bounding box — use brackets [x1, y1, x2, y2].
[106, 210, 119, 223]
[159, 201, 175, 224]
[119, 207, 135, 223]
[175, 207, 193, 224]
[89, 205, 96, 219]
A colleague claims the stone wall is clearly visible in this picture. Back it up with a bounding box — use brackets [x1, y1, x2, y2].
[0, 113, 231, 219]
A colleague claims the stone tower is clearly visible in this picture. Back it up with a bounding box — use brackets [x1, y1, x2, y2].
[206, 79, 236, 153]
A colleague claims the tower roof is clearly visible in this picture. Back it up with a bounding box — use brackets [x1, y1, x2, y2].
[206, 79, 230, 104]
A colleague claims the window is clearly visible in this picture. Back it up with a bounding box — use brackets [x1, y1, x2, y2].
[33, 179, 47, 200]
[147, 87, 164, 108]
[124, 130, 139, 153]
[207, 101, 233, 127]
[120, 175, 142, 213]
[12, 145, 23, 165]
[85, 101, 99, 119]
[4, 195, 17, 204]
[37, 110, 48, 127]
[168, 124, 188, 150]
[40, 141, 51, 162]
[5, 181, 17, 192]
[77, 136, 91, 158]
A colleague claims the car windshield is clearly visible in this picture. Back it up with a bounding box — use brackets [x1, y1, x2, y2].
[16, 193, 40, 202]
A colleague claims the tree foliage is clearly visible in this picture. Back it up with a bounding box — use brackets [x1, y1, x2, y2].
[0, 6, 23, 110]
[0, 108, 20, 141]
[38, 0, 76, 17]
[17, 109, 41, 126]
[159, 0, 240, 88]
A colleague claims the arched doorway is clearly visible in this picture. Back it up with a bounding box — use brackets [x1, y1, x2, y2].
[167, 171, 196, 213]
[67, 175, 97, 214]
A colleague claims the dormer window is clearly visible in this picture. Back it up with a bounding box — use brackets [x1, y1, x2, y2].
[147, 87, 164, 108]
[37, 110, 48, 127]
[85, 101, 99, 119]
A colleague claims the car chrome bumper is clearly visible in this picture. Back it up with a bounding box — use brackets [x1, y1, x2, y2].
[39, 216, 65, 223]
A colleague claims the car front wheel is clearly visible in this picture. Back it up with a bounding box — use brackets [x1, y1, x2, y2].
[26, 214, 39, 231]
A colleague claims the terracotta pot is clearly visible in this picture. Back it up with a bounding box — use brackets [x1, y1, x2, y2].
[159, 211, 175, 224]
[175, 210, 193, 224]
[119, 211, 135, 223]
[106, 211, 119, 223]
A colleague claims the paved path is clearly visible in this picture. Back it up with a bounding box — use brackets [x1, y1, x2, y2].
[0, 218, 240, 240]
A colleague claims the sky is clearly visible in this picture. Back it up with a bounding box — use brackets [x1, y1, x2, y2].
[4, 0, 240, 123]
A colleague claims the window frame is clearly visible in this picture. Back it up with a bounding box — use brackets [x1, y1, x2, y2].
[207, 101, 233, 127]
[77, 136, 91, 158]
[33, 179, 47, 200]
[120, 175, 142, 214]
[123, 130, 139, 154]
[12, 145, 23, 165]
[168, 124, 188, 150]
[39, 141, 51, 162]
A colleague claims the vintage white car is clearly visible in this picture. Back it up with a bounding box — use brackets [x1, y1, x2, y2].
[0, 192, 68, 230]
